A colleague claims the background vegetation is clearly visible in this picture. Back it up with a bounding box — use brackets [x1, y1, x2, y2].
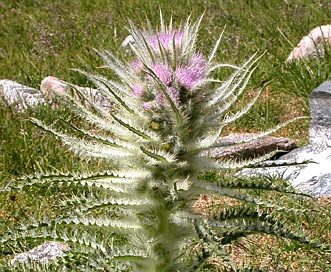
[1, 0, 331, 270]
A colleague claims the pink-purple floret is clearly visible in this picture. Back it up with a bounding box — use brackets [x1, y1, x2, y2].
[131, 59, 143, 74]
[142, 101, 152, 111]
[132, 83, 145, 97]
[150, 63, 172, 86]
[149, 30, 184, 50]
[155, 86, 180, 107]
[175, 53, 206, 90]
[130, 30, 207, 109]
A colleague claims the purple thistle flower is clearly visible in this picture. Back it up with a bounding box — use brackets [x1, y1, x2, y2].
[175, 53, 206, 90]
[167, 86, 180, 106]
[131, 59, 143, 74]
[175, 67, 196, 90]
[149, 63, 172, 86]
[189, 53, 207, 74]
[142, 101, 152, 111]
[155, 86, 180, 107]
[149, 30, 183, 51]
[132, 83, 145, 97]
[155, 92, 167, 105]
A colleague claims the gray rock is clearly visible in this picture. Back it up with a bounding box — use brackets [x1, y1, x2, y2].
[0, 79, 45, 110]
[241, 144, 331, 196]
[205, 133, 296, 160]
[40, 76, 112, 111]
[240, 81, 331, 197]
[0, 77, 113, 112]
[11, 241, 68, 268]
[308, 81, 331, 147]
[286, 25, 331, 62]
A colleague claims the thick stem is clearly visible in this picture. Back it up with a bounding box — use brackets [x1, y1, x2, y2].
[151, 203, 176, 271]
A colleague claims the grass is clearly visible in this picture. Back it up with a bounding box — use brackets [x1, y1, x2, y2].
[1, 0, 331, 270]
[193, 192, 331, 271]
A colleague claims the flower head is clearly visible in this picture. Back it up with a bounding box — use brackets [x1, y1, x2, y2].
[130, 30, 206, 109]
[167, 86, 180, 106]
[142, 101, 152, 111]
[150, 63, 172, 86]
[175, 53, 206, 90]
[149, 30, 183, 51]
[155, 91, 167, 105]
[132, 83, 145, 97]
[188, 52, 207, 74]
[155, 86, 180, 107]
[131, 59, 143, 74]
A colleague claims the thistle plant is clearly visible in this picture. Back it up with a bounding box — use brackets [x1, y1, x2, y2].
[1, 14, 319, 271]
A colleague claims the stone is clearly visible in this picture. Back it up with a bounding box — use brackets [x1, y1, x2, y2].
[241, 144, 331, 196]
[0, 79, 45, 110]
[308, 81, 331, 147]
[11, 241, 68, 268]
[1, 77, 113, 112]
[205, 133, 296, 160]
[40, 76, 68, 100]
[240, 81, 331, 197]
[286, 25, 331, 62]
[40, 76, 113, 111]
